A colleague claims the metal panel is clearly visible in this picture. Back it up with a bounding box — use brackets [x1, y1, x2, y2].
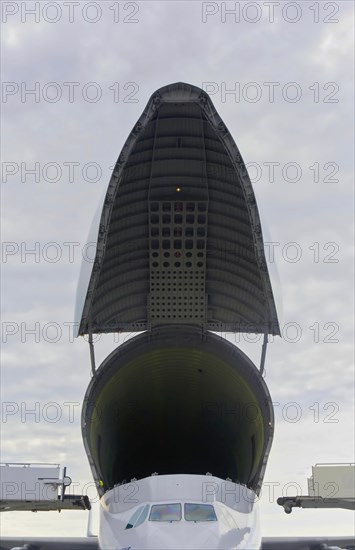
[0, 463, 60, 502]
[308, 463, 355, 499]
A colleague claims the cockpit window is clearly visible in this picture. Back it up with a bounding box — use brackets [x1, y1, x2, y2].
[125, 504, 150, 529]
[149, 503, 181, 522]
[184, 503, 217, 522]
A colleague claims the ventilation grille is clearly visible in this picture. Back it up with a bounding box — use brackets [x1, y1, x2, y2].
[148, 200, 208, 326]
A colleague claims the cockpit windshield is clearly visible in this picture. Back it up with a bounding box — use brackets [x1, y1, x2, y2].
[184, 503, 217, 521]
[125, 504, 150, 529]
[149, 503, 182, 522]
[126, 502, 218, 528]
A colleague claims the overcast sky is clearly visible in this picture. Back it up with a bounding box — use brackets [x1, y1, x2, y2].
[1, 0, 354, 540]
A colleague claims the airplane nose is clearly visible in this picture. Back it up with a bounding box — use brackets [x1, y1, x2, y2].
[148, 533, 221, 550]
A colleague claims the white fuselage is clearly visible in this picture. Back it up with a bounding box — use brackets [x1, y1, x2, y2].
[98, 474, 261, 550]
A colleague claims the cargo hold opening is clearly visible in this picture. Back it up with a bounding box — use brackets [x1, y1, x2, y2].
[82, 328, 273, 494]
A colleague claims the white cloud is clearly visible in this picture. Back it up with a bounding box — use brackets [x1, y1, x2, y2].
[312, 15, 354, 74]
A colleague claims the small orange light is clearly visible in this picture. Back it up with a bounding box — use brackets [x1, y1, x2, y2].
[176, 187, 181, 192]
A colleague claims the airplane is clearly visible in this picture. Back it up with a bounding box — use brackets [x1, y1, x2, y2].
[1, 82, 354, 550]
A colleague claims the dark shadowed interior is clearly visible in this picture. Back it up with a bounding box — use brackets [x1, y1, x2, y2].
[82, 327, 273, 495]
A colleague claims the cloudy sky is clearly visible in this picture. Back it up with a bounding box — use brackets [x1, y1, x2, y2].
[1, 0, 354, 540]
